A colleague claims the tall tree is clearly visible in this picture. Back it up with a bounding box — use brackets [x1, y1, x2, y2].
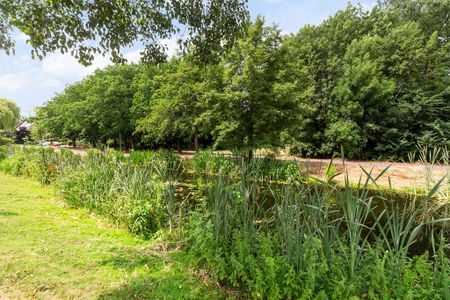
[136, 58, 221, 151]
[285, 1, 449, 158]
[213, 17, 309, 159]
[0, 98, 20, 130]
[34, 64, 143, 148]
[381, 0, 450, 41]
[34, 83, 86, 145]
[86, 65, 142, 149]
[287, 4, 375, 156]
[330, 35, 395, 157]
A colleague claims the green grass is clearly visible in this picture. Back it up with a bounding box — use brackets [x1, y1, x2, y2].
[0, 173, 226, 299]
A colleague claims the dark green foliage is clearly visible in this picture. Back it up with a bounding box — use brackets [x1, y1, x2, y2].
[135, 59, 222, 151]
[34, 64, 145, 149]
[212, 17, 310, 158]
[284, 2, 449, 159]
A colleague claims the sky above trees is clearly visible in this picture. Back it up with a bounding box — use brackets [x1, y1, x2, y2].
[0, 0, 374, 115]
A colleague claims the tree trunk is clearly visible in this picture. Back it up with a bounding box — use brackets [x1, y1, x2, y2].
[248, 149, 253, 161]
[72, 138, 76, 148]
[194, 128, 199, 152]
[177, 140, 182, 154]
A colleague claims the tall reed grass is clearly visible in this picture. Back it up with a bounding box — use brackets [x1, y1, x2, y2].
[192, 150, 306, 182]
[189, 158, 450, 298]
[0, 146, 184, 238]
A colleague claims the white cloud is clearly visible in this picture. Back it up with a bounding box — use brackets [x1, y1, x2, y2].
[161, 37, 180, 58]
[39, 78, 62, 88]
[1, 45, 166, 96]
[124, 49, 142, 63]
[41, 52, 112, 81]
[15, 32, 29, 42]
[0, 72, 29, 92]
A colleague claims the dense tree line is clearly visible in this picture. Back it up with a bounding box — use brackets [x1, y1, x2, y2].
[34, 1, 450, 159]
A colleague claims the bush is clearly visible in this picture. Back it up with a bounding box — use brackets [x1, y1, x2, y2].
[128, 149, 183, 181]
[0, 146, 64, 184]
[192, 150, 306, 182]
[0, 145, 7, 161]
[255, 157, 305, 182]
[0, 135, 12, 146]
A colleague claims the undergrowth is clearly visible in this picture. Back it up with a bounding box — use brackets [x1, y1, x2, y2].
[1, 146, 449, 299]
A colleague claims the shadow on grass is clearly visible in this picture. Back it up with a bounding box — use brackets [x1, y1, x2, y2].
[98, 247, 157, 270]
[96, 247, 227, 300]
[0, 211, 18, 216]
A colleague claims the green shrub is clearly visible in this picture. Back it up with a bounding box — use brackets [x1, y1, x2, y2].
[192, 151, 305, 182]
[0, 145, 8, 161]
[0, 134, 12, 146]
[0, 146, 64, 184]
[254, 157, 305, 182]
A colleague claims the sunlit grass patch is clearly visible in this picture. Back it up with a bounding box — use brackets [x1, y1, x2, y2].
[0, 173, 227, 299]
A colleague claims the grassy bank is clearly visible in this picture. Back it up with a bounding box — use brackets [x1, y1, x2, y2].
[0, 173, 225, 299]
[1, 146, 449, 299]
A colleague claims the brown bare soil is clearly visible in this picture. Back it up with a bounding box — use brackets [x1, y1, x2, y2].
[60, 147, 448, 190]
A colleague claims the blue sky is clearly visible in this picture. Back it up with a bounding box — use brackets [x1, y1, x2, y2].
[0, 0, 374, 116]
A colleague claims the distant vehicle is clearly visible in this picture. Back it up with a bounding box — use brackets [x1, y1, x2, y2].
[41, 141, 61, 147]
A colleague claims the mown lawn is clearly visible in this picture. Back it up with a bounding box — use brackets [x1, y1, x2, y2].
[0, 173, 225, 299]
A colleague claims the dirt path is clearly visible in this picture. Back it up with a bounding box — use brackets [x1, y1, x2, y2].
[295, 157, 448, 190]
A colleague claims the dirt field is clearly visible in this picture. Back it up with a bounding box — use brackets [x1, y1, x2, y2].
[176, 150, 449, 191]
[62, 147, 449, 191]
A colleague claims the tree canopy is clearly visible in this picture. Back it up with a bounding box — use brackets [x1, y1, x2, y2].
[33, 1, 450, 160]
[0, 0, 249, 64]
[0, 98, 20, 130]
